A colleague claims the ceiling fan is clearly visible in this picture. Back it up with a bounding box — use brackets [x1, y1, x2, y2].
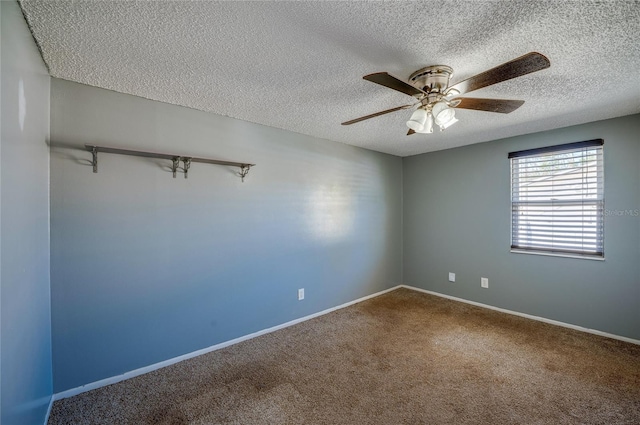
[342, 52, 550, 134]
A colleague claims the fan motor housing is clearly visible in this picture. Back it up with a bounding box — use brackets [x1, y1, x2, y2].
[408, 65, 453, 94]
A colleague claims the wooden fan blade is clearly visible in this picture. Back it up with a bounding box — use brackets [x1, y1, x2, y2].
[341, 105, 412, 125]
[453, 98, 525, 114]
[407, 129, 416, 135]
[448, 52, 550, 96]
[363, 72, 426, 97]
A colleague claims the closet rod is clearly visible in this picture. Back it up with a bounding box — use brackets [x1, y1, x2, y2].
[85, 144, 255, 181]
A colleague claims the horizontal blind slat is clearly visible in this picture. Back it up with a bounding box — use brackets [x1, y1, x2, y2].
[513, 241, 601, 249]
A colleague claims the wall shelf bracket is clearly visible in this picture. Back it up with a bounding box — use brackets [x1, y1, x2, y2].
[171, 157, 180, 178]
[91, 146, 98, 173]
[239, 164, 251, 182]
[85, 145, 255, 182]
[182, 157, 192, 179]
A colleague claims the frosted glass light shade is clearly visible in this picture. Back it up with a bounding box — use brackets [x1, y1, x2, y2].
[432, 101, 456, 127]
[416, 112, 433, 133]
[440, 116, 458, 130]
[406, 108, 427, 132]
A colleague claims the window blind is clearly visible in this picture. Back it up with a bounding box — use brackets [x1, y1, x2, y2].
[509, 140, 604, 258]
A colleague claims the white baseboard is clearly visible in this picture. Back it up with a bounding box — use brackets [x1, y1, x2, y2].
[52, 285, 402, 402]
[401, 284, 640, 346]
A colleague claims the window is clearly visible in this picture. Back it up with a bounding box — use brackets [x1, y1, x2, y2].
[509, 140, 604, 259]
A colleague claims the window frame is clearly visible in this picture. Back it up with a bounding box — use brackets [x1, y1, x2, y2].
[509, 139, 604, 260]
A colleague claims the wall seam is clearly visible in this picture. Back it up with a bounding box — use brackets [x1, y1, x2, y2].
[400, 156, 404, 285]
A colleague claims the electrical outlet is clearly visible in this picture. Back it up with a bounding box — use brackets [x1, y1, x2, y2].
[298, 288, 305, 300]
[481, 277, 489, 288]
[448, 272, 455, 282]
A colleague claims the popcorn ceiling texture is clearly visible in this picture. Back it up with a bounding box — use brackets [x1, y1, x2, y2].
[20, 0, 640, 157]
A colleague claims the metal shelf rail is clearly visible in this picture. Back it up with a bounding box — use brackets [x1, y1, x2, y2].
[85, 144, 255, 181]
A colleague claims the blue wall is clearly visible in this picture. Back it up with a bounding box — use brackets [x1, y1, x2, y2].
[403, 114, 640, 340]
[49, 79, 403, 392]
[1, 1, 53, 423]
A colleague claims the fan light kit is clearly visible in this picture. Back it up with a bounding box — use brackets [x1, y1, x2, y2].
[342, 52, 550, 136]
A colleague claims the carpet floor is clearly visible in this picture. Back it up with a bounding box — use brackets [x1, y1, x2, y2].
[48, 288, 640, 424]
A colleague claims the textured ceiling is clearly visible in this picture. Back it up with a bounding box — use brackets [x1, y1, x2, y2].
[20, 0, 640, 157]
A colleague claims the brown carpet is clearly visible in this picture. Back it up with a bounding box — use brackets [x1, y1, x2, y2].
[48, 288, 640, 424]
